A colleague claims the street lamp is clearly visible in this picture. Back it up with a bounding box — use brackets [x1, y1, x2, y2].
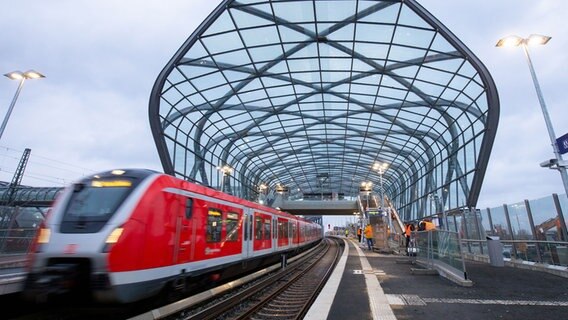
[216, 165, 233, 193]
[2, 70, 45, 141]
[373, 161, 389, 210]
[360, 181, 373, 210]
[258, 183, 267, 204]
[496, 34, 568, 199]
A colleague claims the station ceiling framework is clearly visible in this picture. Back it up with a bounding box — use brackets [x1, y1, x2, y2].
[149, 0, 499, 220]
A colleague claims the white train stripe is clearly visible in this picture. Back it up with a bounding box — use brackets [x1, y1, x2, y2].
[110, 253, 244, 285]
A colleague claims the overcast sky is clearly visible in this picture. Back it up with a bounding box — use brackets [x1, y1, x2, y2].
[0, 0, 567, 210]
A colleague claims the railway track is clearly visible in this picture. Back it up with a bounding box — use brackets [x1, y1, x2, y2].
[146, 237, 343, 320]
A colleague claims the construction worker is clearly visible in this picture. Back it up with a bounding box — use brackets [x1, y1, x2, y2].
[364, 223, 373, 250]
[423, 219, 436, 231]
[405, 223, 414, 252]
[357, 227, 362, 242]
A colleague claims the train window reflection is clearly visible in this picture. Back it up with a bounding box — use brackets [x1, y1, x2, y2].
[255, 216, 263, 240]
[263, 219, 271, 240]
[225, 212, 239, 241]
[185, 198, 193, 219]
[207, 209, 222, 242]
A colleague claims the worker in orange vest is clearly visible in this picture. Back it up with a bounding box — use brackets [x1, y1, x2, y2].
[364, 224, 373, 250]
[357, 227, 362, 242]
[405, 223, 414, 252]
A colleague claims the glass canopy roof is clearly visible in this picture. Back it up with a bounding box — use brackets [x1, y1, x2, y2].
[149, 0, 499, 220]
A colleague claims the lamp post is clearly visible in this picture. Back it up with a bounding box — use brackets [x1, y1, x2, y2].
[360, 181, 373, 210]
[496, 34, 568, 199]
[258, 183, 267, 204]
[2, 70, 45, 141]
[373, 162, 389, 211]
[217, 165, 233, 193]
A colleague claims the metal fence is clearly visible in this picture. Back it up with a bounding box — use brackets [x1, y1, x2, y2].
[0, 206, 45, 255]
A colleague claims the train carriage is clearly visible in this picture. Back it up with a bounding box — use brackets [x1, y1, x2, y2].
[23, 169, 322, 304]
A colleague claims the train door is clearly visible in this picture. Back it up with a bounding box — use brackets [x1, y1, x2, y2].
[253, 212, 272, 253]
[175, 197, 194, 263]
[273, 216, 278, 250]
[277, 217, 289, 249]
[290, 220, 298, 247]
[242, 208, 254, 258]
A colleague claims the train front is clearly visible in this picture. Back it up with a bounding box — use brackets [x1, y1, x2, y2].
[23, 169, 156, 304]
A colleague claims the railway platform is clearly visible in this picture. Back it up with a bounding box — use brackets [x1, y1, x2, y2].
[306, 237, 568, 320]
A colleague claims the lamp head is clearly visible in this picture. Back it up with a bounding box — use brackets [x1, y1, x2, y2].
[4, 71, 25, 80]
[496, 34, 551, 47]
[496, 35, 523, 47]
[4, 70, 45, 80]
[23, 70, 45, 79]
[527, 34, 551, 46]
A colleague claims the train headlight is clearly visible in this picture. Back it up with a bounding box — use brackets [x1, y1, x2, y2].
[103, 227, 123, 253]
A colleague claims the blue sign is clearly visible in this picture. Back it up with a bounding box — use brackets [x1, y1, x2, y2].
[557, 132, 568, 155]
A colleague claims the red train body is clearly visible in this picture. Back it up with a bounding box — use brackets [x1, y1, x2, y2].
[23, 169, 322, 303]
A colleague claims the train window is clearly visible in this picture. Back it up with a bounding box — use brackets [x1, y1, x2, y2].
[255, 216, 263, 240]
[291, 222, 297, 238]
[206, 209, 222, 243]
[185, 198, 193, 219]
[61, 179, 135, 233]
[263, 219, 271, 240]
[225, 212, 239, 242]
[278, 220, 288, 238]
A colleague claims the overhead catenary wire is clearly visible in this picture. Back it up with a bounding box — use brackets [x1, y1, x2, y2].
[0, 145, 96, 187]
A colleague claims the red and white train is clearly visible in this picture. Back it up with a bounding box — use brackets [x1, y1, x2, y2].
[23, 169, 322, 303]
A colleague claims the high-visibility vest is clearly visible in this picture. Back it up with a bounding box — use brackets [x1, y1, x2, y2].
[405, 224, 412, 236]
[364, 226, 373, 239]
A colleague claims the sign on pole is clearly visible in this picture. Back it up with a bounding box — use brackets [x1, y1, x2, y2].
[556, 132, 568, 155]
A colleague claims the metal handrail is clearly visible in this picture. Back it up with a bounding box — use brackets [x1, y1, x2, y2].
[460, 237, 568, 266]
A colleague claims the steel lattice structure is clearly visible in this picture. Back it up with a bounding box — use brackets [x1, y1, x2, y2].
[149, 0, 499, 220]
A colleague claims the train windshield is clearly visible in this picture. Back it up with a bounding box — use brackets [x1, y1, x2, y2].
[61, 179, 135, 233]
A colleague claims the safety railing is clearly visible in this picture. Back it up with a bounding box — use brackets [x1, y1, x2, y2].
[413, 229, 468, 280]
[449, 193, 568, 267]
[461, 238, 568, 266]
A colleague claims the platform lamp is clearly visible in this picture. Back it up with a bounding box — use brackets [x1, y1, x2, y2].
[2, 70, 45, 141]
[360, 181, 373, 210]
[217, 165, 233, 193]
[496, 35, 568, 200]
[373, 161, 389, 211]
[258, 183, 267, 204]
